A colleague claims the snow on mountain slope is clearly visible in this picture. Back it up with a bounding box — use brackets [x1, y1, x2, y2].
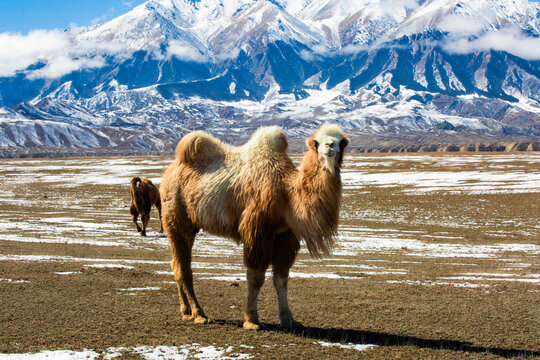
[74, 0, 325, 61]
[48, 0, 540, 63]
[0, 106, 113, 151]
[1, 0, 540, 156]
[392, 0, 540, 39]
[209, 1, 324, 55]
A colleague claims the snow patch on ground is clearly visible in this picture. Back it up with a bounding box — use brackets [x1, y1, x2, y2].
[316, 341, 377, 352]
[440, 274, 540, 285]
[118, 287, 162, 295]
[0, 345, 254, 360]
[387, 280, 489, 288]
[0, 254, 167, 265]
[341, 169, 540, 194]
[0, 278, 29, 284]
[336, 225, 540, 258]
[83, 264, 135, 270]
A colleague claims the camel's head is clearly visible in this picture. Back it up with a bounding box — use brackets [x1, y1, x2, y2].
[307, 123, 349, 174]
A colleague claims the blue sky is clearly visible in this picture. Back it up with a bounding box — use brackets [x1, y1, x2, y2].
[1, 0, 539, 33]
[0, 0, 147, 33]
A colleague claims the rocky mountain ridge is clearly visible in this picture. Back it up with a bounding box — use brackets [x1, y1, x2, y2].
[1, 0, 540, 157]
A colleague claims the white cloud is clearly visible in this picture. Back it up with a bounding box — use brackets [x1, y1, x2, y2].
[0, 29, 128, 79]
[214, 47, 240, 62]
[375, 0, 419, 17]
[26, 55, 106, 80]
[443, 26, 540, 60]
[380, 0, 419, 10]
[341, 44, 369, 55]
[76, 37, 127, 54]
[299, 49, 315, 61]
[312, 44, 331, 56]
[166, 40, 206, 62]
[0, 30, 69, 77]
[437, 14, 484, 35]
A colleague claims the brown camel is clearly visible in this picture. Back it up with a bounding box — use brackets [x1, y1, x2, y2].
[160, 123, 348, 329]
[129, 176, 163, 236]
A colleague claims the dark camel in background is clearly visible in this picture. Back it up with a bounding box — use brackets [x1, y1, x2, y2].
[130, 176, 163, 236]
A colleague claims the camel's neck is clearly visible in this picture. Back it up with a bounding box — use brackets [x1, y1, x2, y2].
[298, 149, 341, 185]
[286, 150, 342, 258]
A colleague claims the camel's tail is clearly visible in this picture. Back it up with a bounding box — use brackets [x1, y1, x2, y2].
[131, 176, 142, 191]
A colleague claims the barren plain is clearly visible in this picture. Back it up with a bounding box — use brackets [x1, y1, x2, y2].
[0, 153, 539, 359]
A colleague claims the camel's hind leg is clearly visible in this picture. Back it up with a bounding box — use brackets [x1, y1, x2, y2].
[272, 230, 301, 328]
[168, 227, 208, 324]
[155, 200, 164, 233]
[176, 283, 191, 321]
[141, 214, 150, 236]
[242, 231, 273, 330]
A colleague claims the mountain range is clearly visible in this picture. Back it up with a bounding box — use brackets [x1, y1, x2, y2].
[1, 0, 540, 157]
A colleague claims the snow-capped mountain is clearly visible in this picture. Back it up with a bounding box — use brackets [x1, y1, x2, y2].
[1, 0, 540, 156]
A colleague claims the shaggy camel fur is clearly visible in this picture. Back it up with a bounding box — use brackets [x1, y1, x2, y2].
[130, 176, 163, 236]
[160, 123, 348, 329]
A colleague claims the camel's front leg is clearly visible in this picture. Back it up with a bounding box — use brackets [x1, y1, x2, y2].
[130, 205, 142, 233]
[272, 230, 301, 328]
[244, 267, 266, 330]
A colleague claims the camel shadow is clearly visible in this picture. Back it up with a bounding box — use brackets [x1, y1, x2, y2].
[213, 319, 539, 358]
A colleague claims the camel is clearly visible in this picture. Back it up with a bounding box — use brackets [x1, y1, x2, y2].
[129, 176, 163, 236]
[160, 123, 348, 330]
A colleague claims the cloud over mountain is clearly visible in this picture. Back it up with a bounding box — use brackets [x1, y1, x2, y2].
[0, 30, 69, 77]
[443, 26, 540, 60]
[0, 29, 128, 79]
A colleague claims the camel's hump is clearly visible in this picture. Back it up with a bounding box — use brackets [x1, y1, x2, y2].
[176, 127, 288, 165]
[175, 131, 227, 165]
[243, 126, 288, 154]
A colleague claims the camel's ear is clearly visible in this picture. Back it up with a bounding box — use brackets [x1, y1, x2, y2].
[306, 137, 319, 151]
[336, 136, 349, 167]
[339, 137, 349, 152]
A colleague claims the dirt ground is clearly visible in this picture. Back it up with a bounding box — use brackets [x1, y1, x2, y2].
[0, 154, 539, 359]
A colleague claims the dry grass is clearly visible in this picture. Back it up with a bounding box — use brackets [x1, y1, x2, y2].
[0, 154, 539, 359]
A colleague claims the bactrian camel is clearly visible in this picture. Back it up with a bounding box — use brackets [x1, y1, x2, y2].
[130, 176, 163, 236]
[160, 123, 349, 329]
